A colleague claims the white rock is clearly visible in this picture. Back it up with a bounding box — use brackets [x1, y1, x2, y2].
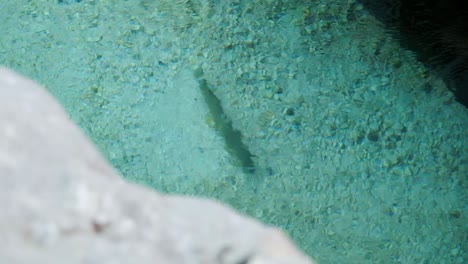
[0, 67, 315, 264]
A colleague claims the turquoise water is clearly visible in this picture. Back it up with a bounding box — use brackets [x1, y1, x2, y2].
[1, 0, 466, 263]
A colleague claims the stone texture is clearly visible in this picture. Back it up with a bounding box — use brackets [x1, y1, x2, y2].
[0, 67, 315, 264]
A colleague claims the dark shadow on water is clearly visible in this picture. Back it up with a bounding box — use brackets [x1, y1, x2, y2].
[358, 0, 468, 108]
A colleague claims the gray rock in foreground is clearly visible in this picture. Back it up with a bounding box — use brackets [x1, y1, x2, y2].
[0, 67, 315, 264]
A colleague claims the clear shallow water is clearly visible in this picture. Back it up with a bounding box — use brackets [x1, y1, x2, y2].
[1, 1, 466, 263]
